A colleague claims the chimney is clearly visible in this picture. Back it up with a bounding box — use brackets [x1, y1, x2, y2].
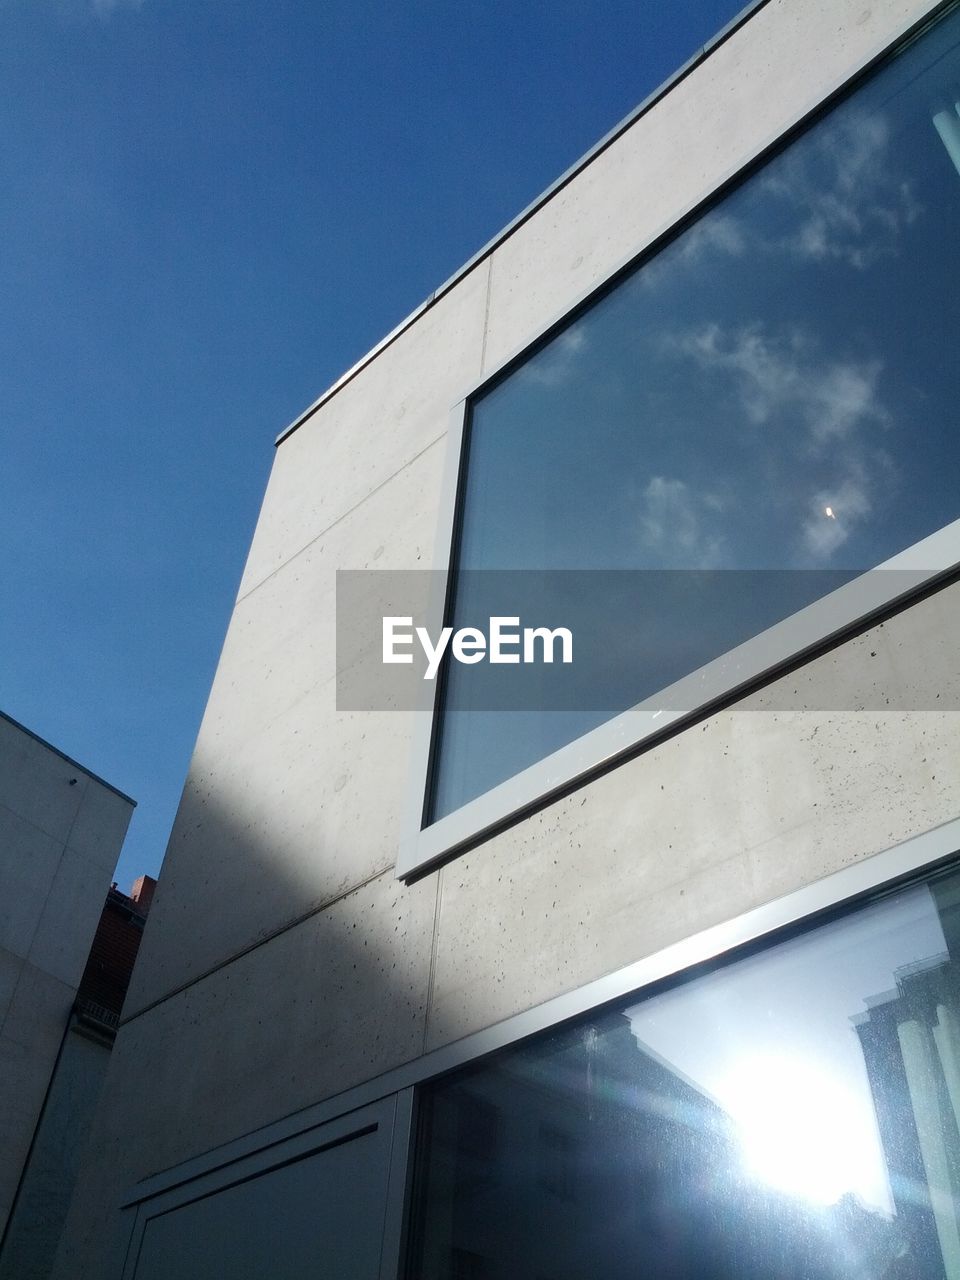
[129, 875, 157, 916]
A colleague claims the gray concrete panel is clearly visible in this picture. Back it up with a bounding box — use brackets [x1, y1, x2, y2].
[123, 868, 435, 1165]
[52, 867, 436, 1280]
[125, 442, 445, 1014]
[0, 950, 21, 1032]
[28, 847, 115, 988]
[125, 697, 424, 1014]
[67, 782, 135, 873]
[0, 967, 74, 1230]
[0, 1038, 48, 1234]
[425, 584, 960, 1049]
[1, 962, 73, 1061]
[0, 1030, 111, 1280]
[0, 716, 132, 1247]
[0, 807, 64, 960]
[237, 264, 488, 599]
[203, 432, 442, 747]
[0, 719, 87, 847]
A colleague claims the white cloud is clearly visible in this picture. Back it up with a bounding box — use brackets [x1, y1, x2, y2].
[807, 360, 888, 442]
[638, 213, 745, 294]
[663, 322, 893, 564]
[669, 323, 889, 442]
[631, 106, 920, 306]
[762, 112, 922, 269]
[558, 328, 586, 355]
[675, 324, 802, 425]
[676, 213, 746, 261]
[636, 476, 726, 568]
[518, 325, 589, 387]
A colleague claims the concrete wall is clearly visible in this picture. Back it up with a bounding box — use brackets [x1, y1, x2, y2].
[0, 714, 133, 1242]
[52, 1, 960, 1274]
[0, 1027, 112, 1280]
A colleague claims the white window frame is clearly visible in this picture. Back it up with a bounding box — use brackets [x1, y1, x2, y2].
[397, 0, 960, 881]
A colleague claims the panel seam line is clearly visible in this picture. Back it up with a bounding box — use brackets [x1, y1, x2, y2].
[236, 430, 447, 606]
[120, 865, 394, 1026]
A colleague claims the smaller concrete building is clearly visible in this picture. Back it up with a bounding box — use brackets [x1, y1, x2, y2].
[0, 712, 135, 1275]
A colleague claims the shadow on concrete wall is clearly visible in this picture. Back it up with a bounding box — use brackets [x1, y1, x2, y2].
[51, 775, 441, 1280]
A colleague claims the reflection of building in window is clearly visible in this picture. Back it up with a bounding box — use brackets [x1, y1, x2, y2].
[415, 936, 960, 1280]
[457, 1092, 499, 1165]
[933, 100, 960, 176]
[854, 955, 960, 1277]
[417, 1016, 747, 1279]
[451, 1246, 489, 1280]
[538, 1124, 578, 1201]
[452, 1091, 500, 1204]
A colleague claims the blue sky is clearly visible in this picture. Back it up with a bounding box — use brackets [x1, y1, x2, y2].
[0, 0, 746, 893]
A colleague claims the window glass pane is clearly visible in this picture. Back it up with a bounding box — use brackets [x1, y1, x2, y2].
[431, 8, 960, 822]
[408, 861, 960, 1279]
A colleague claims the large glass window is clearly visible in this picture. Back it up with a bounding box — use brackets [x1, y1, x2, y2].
[408, 859, 960, 1279]
[427, 5, 960, 829]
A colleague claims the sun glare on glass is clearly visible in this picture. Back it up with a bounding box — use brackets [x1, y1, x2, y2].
[718, 1054, 890, 1208]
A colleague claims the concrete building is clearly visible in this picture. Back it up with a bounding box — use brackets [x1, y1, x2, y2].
[53, 0, 960, 1275]
[0, 877, 155, 1280]
[0, 713, 134, 1266]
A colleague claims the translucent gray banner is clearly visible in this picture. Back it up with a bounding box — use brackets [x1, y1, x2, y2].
[335, 569, 956, 712]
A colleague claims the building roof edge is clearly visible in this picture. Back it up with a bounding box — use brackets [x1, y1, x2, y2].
[0, 709, 137, 807]
[274, 0, 770, 447]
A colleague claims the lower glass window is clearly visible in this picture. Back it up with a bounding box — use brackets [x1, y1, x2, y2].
[408, 859, 960, 1279]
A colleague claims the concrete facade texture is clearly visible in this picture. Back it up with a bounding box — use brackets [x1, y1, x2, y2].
[53, 1, 960, 1274]
[0, 714, 134, 1243]
[0, 1031, 114, 1280]
[1, 882, 155, 1280]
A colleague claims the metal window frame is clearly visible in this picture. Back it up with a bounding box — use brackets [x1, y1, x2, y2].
[397, 0, 960, 881]
[118, 817, 960, 1275]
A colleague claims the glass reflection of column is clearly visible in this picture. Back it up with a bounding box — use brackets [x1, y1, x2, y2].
[898, 1012, 960, 1275]
[932, 101, 960, 176]
[855, 958, 960, 1280]
[935, 998, 960, 1131]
